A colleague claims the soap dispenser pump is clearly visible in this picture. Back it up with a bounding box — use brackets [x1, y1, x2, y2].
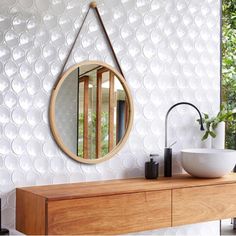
[145, 154, 159, 179]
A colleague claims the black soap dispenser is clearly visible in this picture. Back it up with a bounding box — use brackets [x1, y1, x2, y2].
[145, 154, 159, 179]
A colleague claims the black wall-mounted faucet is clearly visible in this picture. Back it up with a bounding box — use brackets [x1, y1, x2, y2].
[164, 102, 205, 177]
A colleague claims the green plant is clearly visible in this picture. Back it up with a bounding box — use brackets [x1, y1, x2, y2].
[222, 0, 236, 149]
[197, 104, 236, 141]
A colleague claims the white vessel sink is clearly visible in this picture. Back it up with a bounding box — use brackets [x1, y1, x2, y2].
[181, 148, 236, 178]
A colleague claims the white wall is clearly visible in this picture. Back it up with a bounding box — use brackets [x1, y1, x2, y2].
[0, 0, 220, 234]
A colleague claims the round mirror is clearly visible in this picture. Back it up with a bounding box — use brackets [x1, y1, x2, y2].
[50, 61, 133, 164]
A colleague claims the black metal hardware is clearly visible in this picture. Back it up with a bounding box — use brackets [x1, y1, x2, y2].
[164, 102, 205, 177]
[145, 155, 159, 179]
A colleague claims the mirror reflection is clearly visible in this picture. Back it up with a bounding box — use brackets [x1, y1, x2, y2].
[55, 63, 130, 160]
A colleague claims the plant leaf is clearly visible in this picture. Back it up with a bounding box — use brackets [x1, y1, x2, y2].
[202, 131, 209, 141]
[209, 131, 217, 138]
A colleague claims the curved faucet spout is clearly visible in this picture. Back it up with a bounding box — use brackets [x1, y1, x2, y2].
[164, 102, 204, 147]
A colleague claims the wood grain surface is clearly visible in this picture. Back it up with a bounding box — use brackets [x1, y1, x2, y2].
[47, 190, 171, 235]
[172, 183, 236, 226]
[17, 173, 236, 201]
[16, 189, 46, 235]
[16, 174, 236, 235]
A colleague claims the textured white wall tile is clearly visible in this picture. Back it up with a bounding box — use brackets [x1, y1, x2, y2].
[0, 0, 220, 235]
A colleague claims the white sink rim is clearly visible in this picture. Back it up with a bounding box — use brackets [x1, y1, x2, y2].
[181, 148, 236, 154]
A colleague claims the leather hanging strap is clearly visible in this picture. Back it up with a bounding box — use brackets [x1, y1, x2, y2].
[54, 1, 124, 89]
[55, 7, 91, 89]
[91, 3, 124, 77]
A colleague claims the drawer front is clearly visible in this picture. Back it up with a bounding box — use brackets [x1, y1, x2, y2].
[173, 183, 236, 226]
[47, 190, 171, 235]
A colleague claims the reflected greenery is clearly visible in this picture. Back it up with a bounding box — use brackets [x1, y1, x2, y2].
[222, 0, 236, 149]
[78, 112, 109, 158]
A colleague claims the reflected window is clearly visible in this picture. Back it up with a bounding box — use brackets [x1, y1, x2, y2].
[77, 65, 127, 159]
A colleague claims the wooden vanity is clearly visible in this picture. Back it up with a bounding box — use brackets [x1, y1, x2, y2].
[16, 174, 236, 235]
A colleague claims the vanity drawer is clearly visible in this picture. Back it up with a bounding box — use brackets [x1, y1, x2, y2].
[172, 183, 236, 226]
[47, 190, 171, 235]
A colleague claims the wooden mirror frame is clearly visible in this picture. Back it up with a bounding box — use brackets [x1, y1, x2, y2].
[49, 61, 134, 164]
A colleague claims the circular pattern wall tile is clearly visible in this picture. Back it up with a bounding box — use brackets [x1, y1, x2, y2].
[0, 16, 11, 31]
[33, 123, 48, 141]
[0, 94, 3, 105]
[0, 45, 11, 63]
[51, 31, 65, 47]
[50, 60, 61, 76]
[35, 0, 50, 12]
[42, 75, 54, 93]
[11, 170, 26, 186]
[26, 47, 41, 64]
[19, 63, 32, 79]
[69, 172, 86, 183]
[4, 91, 17, 108]
[36, 173, 53, 185]
[0, 1, 221, 234]
[26, 139, 41, 157]
[11, 107, 26, 125]
[5, 60, 17, 77]
[19, 32, 34, 49]
[26, 109, 41, 126]
[19, 91, 32, 110]
[19, 124, 32, 140]
[25, 171, 40, 185]
[12, 14, 26, 33]
[4, 123, 18, 139]
[19, 0, 33, 8]
[35, 58, 49, 76]
[50, 158, 65, 173]
[19, 155, 32, 171]
[0, 75, 10, 92]
[27, 16, 39, 34]
[0, 107, 10, 124]
[43, 14, 57, 30]
[33, 92, 48, 109]
[51, 0, 66, 15]
[12, 46, 25, 63]
[4, 154, 18, 171]
[42, 44, 57, 62]
[43, 140, 58, 157]
[2, 207, 14, 228]
[0, 170, 11, 187]
[5, 30, 19, 47]
[12, 138, 26, 155]
[135, 88, 149, 105]
[53, 174, 69, 184]
[34, 157, 49, 174]
[26, 74, 40, 95]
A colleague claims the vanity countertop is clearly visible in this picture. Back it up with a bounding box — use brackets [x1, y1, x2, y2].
[18, 173, 236, 201]
[16, 173, 236, 235]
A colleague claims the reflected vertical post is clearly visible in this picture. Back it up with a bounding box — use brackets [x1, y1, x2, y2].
[117, 100, 125, 143]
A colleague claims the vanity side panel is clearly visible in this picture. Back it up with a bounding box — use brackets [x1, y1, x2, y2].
[47, 190, 171, 235]
[172, 183, 236, 226]
[16, 189, 46, 235]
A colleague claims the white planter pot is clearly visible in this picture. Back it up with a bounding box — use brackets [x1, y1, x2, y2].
[201, 136, 212, 149]
[212, 121, 225, 149]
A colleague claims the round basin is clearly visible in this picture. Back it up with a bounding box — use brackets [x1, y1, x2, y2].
[181, 148, 236, 178]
